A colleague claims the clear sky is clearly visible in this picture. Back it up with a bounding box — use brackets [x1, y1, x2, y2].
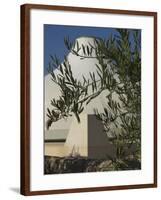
[44, 24, 140, 75]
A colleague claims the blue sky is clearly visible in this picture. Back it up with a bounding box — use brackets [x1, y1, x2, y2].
[44, 24, 141, 75]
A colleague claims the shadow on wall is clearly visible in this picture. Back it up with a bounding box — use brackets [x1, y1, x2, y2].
[88, 115, 115, 159]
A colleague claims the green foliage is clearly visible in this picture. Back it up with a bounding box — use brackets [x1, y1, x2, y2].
[46, 29, 141, 167]
[46, 57, 90, 129]
[93, 29, 141, 163]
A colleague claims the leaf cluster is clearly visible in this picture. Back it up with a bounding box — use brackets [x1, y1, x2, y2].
[46, 57, 90, 129]
[46, 29, 141, 162]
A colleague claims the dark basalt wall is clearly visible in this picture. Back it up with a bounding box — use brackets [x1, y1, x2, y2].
[44, 155, 141, 174]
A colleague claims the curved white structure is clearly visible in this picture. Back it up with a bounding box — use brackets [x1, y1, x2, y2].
[44, 37, 116, 158]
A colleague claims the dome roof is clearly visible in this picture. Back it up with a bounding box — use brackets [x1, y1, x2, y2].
[45, 37, 110, 139]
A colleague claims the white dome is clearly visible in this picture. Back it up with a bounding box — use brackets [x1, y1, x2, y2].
[45, 37, 109, 129]
[44, 37, 121, 158]
[68, 36, 102, 81]
[45, 37, 121, 143]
